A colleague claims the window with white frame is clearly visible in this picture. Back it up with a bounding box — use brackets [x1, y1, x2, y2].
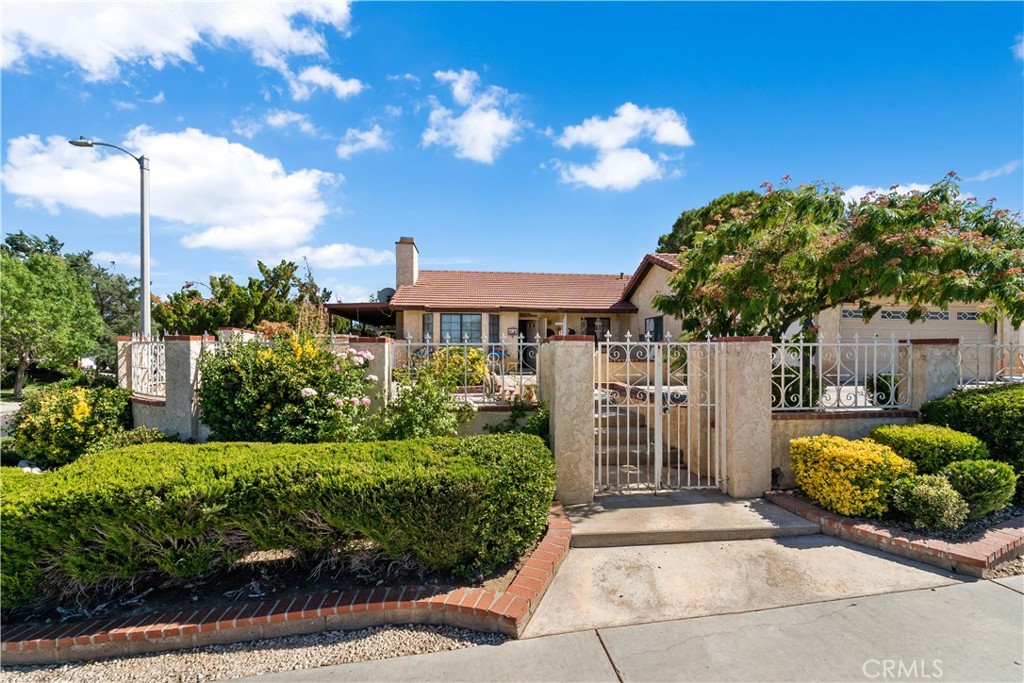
[440, 314, 482, 343]
[645, 316, 664, 341]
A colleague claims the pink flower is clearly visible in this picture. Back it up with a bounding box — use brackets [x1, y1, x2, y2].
[351, 397, 360, 406]
[300, 388, 317, 398]
[366, 374, 379, 383]
[352, 356, 365, 367]
[361, 397, 371, 406]
[334, 398, 345, 408]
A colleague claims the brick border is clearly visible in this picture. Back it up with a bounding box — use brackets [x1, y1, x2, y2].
[1, 505, 571, 665]
[766, 490, 1024, 577]
[772, 410, 918, 421]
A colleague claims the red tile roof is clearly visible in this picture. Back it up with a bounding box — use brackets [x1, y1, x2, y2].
[389, 270, 637, 313]
[620, 253, 682, 301]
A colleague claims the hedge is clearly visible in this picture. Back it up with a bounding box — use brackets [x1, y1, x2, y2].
[0, 434, 556, 609]
[941, 460, 1018, 519]
[791, 435, 915, 518]
[868, 424, 989, 474]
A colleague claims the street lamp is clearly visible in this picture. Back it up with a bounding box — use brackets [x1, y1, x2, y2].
[68, 136, 152, 338]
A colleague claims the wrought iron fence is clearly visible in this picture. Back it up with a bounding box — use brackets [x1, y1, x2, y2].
[392, 334, 541, 403]
[130, 337, 166, 398]
[772, 335, 912, 410]
[958, 340, 1024, 387]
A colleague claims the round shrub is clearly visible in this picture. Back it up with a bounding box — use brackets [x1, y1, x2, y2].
[868, 424, 989, 474]
[941, 460, 1018, 519]
[11, 385, 132, 468]
[893, 474, 968, 530]
[429, 346, 487, 386]
[198, 335, 376, 443]
[791, 435, 915, 518]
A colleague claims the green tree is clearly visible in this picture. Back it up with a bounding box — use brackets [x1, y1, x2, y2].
[153, 259, 332, 335]
[1, 251, 104, 398]
[654, 176, 1024, 340]
[657, 190, 761, 253]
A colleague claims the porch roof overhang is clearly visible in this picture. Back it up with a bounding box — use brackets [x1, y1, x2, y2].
[389, 302, 638, 314]
[324, 302, 396, 327]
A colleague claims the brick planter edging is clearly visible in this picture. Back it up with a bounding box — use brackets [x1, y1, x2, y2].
[765, 490, 1024, 577]
[1, 505, 571, 666]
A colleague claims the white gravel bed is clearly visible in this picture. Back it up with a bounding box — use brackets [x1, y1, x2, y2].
[0, 624, 507, 682]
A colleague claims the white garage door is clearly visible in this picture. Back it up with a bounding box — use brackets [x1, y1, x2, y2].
[838, 305, 994, 342]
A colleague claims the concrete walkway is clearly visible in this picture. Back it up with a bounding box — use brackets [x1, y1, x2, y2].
[566, 490, 819, 547]
[523, 534, 962, 637]
[242, 580, 1023, 682]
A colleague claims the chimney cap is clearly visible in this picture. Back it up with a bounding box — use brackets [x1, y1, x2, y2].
[397, 236, 416, 245]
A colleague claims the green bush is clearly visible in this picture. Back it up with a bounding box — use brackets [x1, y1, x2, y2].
[0, 434, 556, 609]
[374, 365, 473, 441]
[866, 373, 898, 406]
[920, 384, 1024, 501]
[791, 435, 915, 518]
[941, 460, 1018, 519]
[869, 424, 989, 474]
[893, 474, 969, 530]
[10, 385, 132, 468]
[198, 335, 375, 443]
[82, 426, 175, 455]
[483, 398, 550, 445]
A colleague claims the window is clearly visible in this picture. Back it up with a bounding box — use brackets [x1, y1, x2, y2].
[422, 313, 433, 341]
[644, 316, 664, 341]
[440, 314, 482, 343]
[489, 314, 501, 346]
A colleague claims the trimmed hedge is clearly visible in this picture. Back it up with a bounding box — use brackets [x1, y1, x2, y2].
[0, 434, 556, 609]
[868, 424, 989, 474]
[941, 460, 1018, 519]
[920, 384, 1024, 472]
[791, 435, 915, 518]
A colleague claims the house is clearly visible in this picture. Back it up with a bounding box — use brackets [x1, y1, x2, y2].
[325, 236, 1022, 346]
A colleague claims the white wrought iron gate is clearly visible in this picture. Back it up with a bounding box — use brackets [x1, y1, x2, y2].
[595, 336, 724, 492]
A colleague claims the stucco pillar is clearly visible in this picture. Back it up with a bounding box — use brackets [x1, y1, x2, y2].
[717, 337, 773, 498]
[909, 339, 960, 410]
[540, 336, 595, 505]
[162, 335, 210, 441]
[816, 307, 841, 342]
[348, 337, 392, 411]
[116, 336, 132, 390]
[217, 327, 256, 343]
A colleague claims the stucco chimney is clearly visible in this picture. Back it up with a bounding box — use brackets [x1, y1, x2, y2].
[396, 236, 419, 288]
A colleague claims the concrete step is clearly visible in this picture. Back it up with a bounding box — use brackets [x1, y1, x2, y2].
[595, 427, 651, 445]
[565, 490, 820, 548]
[594, 407, 647, 429]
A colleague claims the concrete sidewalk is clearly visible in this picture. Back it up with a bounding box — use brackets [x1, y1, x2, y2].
[239, 580, 1024, 682]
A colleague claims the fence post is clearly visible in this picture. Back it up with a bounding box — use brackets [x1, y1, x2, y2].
[717, 336, 773, 498]
[539, 335, 595, 506]
[162, 335, 209, 441]
[908, 339, 960, 410]
[116, 336, 133, 390]
[349, 337, 392, 411]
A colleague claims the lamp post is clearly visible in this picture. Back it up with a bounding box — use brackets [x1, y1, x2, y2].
[68, 136, 151, 338]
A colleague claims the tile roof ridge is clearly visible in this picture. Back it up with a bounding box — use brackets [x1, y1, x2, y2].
[419, 269, 625, 278]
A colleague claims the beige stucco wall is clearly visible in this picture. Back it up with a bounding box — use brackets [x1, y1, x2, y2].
[771, 414, 918, 487]
[720, 339, 773, 497]
[540, 339, 595, 505]
[457, 406, 539, 437]
[627, 267, 682, 340]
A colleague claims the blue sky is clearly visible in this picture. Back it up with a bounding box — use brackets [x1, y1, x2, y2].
[2, 2, 1022, 302]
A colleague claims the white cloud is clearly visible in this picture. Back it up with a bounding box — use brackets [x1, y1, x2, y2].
[282, 243, 394, 270]
[147, 91, 165, 104]
[386, 73, 420, 83]
[112, 100, 137, 111]
[93, 250, 145, 269]
[384, 105, 404, 118]
[326, 283, 373, 303]
[556, 148, 664, 191]
[336, 125, 390, 159]
[288, 65, 363, 101]
[265, 110, 318, 136]
[231, 118, 263, 140]
[421, 69, 522, 164]
[968, 159, 1022, 182]
[1014, 34, 1024, 61]
[2, 2, 357, 101]
[553, 102, 694, 191]
[844, 183, 932, 204]
[2, 127, 337, 252]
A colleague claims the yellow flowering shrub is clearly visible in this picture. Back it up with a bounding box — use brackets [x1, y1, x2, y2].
[791, 435, 915, 518]
[11, 385, 132, 468]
